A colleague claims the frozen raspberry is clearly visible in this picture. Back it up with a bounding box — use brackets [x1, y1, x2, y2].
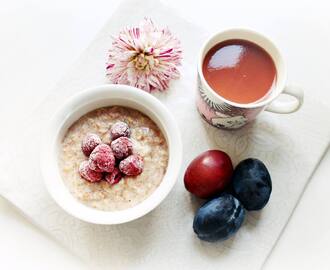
[110, 137, 133, 160]
[81, 133, 102, 156]
[89, 144, 115, 172]
[119, 154, 144, 176]
[109, 121, 131, 140]
[79, 161, 102, 182]
[105, 167, 123, 185]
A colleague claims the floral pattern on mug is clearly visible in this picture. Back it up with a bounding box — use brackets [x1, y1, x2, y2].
[196, 76, 265, 129]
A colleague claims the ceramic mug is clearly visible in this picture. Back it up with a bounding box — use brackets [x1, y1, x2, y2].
[196, 28, 304, 129]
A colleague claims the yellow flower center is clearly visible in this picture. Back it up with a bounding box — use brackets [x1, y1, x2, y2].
[133, 51, 158, 73]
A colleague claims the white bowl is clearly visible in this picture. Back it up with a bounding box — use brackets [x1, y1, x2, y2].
[40, 84, 182, 224]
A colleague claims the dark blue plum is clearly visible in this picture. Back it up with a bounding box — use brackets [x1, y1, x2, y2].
[232, 158, 272, 211]
[193, 193, 245, 242]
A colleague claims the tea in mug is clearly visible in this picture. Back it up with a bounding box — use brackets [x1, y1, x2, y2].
[202, 39, 276, 104]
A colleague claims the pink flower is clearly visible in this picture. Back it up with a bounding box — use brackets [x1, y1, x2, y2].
[106, 18, 182, 92]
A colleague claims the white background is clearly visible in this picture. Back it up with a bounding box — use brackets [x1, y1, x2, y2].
[0, 0, 330, 269]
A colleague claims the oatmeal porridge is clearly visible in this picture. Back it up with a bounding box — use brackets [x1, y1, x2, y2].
[59, 106, 168, 211]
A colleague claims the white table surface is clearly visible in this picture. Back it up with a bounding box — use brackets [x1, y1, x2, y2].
[0, 0, 330, 269]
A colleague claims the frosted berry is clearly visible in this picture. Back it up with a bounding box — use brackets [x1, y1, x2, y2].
[119, 154, 144, 176]
[110, 137, 133, 160]
[78, 161, 102, 182]
[105, 167, 123, 185]
[110, 121, 130, 140]
[81, 133, 102, 156]
[89, 144, 115, 172]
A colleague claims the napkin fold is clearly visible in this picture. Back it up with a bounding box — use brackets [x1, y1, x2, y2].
[1, 0, 330, 269]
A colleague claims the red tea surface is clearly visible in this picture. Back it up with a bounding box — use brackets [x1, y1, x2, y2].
[202, 39, 276, 104]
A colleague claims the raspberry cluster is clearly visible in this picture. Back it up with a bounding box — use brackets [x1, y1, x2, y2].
[78, 122, 143, 184]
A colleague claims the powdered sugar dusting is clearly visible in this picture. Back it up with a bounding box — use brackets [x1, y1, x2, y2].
[88, 144, 115, 173]
[81, 133, 102, 156]
[109, 121, 130, 140]
[78, 160, 103, 182]
[111, 137, 133, 160]
[119, 154, 144, 176]
[105, 167, 123, 185]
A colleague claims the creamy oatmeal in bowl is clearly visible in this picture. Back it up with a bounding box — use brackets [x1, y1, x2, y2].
[40, 85, 182, 224]
[59, 106, 168, 211]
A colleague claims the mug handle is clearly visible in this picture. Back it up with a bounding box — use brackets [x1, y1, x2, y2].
[265, 84, 304, 114]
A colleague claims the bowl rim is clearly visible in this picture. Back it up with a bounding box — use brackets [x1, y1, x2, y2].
[40, 84, 182, 224]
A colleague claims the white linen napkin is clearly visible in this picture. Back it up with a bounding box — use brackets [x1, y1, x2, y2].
[1, 0, 330, 269]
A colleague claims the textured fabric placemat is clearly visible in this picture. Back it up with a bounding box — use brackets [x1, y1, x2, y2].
[1, 0, 330, 269]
